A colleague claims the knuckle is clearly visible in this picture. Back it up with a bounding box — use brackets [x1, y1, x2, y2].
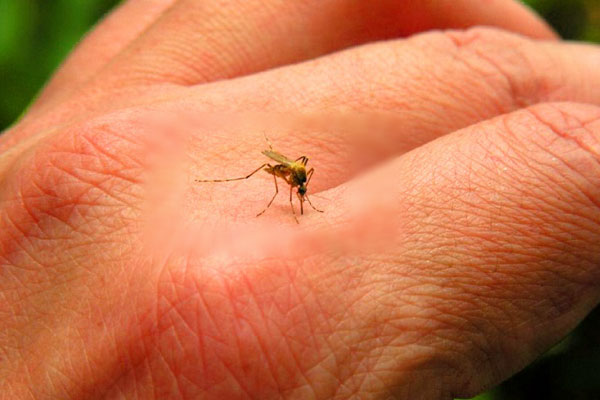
[0, 118, 148, 272]
[42, 121, 142, 193]
[442, 26, 524, 48]
[508, 102, 600, 172]
[498, 101, 600, 280]
[525, 101, 600, 207]
[440, 27, 559, 108]
[498, 101, 600, 212]
[8, 120, 146, 236]
[341, 27, 561, 115]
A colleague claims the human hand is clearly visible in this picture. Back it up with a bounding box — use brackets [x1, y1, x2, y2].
[1, 0, 600, 399]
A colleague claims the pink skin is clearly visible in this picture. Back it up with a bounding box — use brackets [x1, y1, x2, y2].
[1, 0, 600, 399]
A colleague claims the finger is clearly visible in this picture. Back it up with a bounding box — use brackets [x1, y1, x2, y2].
[90, 0, 554, 90]
[316, 102, 600, 397]
[423, 0, 557, 39]
[6, 7, 554, 148]
[187, 28, 600, 191]
[28, 0, 176, 114]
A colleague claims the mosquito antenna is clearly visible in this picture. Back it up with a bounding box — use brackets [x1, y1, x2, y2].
[264, 133, 274, 150]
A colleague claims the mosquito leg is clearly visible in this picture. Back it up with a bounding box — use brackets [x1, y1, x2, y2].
[196, 163, 269, 183]
[298, 192, 304, 215]
[305, 195, 324, 213]
[306, 168, 315, 187]
[256, 174, 279, 217]
[295, 156, 308, 165]
[289, 185, 299, 223]
[303, 169, 323, 213]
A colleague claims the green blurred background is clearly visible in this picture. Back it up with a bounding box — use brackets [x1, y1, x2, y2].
[0, 0, 598, 398]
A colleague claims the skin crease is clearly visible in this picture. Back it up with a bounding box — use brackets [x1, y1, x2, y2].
[1, 0, 600, 399]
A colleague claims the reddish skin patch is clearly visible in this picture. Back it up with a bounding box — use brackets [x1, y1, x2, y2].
[97, 257, 338, 399]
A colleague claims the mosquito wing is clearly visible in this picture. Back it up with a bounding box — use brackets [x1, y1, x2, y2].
[262, 150, 294, 166]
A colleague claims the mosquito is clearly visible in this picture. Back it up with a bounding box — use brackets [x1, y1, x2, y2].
[196, 137, 323, 223]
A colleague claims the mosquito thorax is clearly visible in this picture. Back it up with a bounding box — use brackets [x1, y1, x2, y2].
[292, 166, 307, 184]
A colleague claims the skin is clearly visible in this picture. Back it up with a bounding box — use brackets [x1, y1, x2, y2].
[1, 0, 600, 399]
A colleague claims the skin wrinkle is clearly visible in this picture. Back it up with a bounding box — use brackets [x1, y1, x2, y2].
[441, 183, 566, 250]
[384, 322, 446, 383]
[435, 207, 590, 307]
[18, 182, 127, 245]
[464, 109, 599, 242]
[11, 258, 145, 398]
[273, 273, 321, 398]
[154, 270, 254, 397]
[27, 144, 137, 215]
[186, 274, 210, 388]
[34, 174, 109, 234]
[272, 267, 347, 396]
[77, 136, 142, 183]
[96, 1, 320, 86]
[332, 270, 448, 396]
[329, 316, 375, 397]
[2, 212, 42, 265]
[3, 129, 145, 263]
[235, 273, 285, 394]
[428, 299, 509, 395]
[503, 109, 600, 237]
[331, 271, 403, 383]
[136, 298, 163, 400]
[449, 30, 537, 108]
[160, 306, 203, 392]
[297, 265, 347, 398]
[224, 278, 275, 398]
[158, 315, 193, 398]
[529, 104, 600, 170]
[527, 139, 600, 221]
[47, 161, 137, 212]
[418, 38, 495, 121]
[97, 301, 165, 399]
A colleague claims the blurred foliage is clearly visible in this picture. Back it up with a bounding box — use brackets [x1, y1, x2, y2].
[475, 306, 600, 400]
[524, 0, 600, 41]
[0, 0, 121, 129]
[0, 0, 599, 399]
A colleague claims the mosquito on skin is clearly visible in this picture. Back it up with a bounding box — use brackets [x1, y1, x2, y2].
[196, 136, 323, 223]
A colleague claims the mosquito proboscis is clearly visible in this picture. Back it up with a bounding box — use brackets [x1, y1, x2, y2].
[196, 137, 323, 223]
